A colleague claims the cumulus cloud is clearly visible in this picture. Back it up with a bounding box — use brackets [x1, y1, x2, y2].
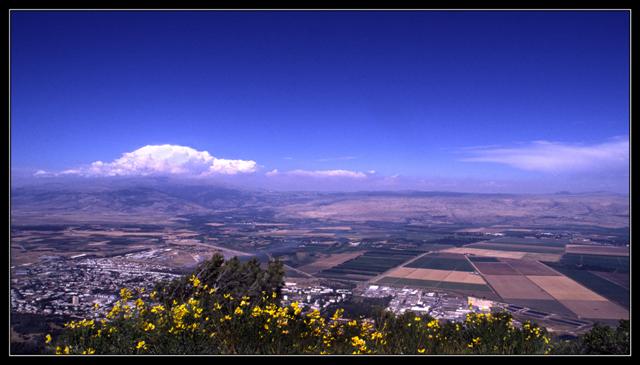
[266, 169, 368, 179]
[33, 170, 50, 176]
[57, 144, 257, 177]
[461, 138, 629, 172]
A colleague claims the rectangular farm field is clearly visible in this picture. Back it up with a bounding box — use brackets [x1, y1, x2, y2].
[405, 254, 474, 271]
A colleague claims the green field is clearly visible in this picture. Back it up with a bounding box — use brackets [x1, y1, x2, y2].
[405, 255, 475, 271]
[560, 253, 629, 273]
[318, 249, 423, 280]
[467, 256, 501, 263]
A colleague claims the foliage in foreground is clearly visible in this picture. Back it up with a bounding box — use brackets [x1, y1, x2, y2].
[43, 254, 628, 355]
[551, 320, 630, 355]
[46, 287, 552, 355]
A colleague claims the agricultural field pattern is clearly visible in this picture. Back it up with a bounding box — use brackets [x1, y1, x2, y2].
[10, 179, 630, 344]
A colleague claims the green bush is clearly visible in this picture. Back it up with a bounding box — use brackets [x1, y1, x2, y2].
[42, 254, 627, 355]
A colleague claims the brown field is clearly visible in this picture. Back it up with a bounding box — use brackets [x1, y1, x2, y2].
[483, 275, 555, 300]
[501, 259, 560, 276]
[560, 300, 629, 319]
[527, 276, 607, 301]
[442, 247, 527, 259]
[384, 266, 418, 278]
[522, 253, 563, 262]
[407, 269, 451, 281]
[443, 271, 486, 284]
[473, 262, 519, 275]
[565, 245, 629, 256]
[297, 252, 364, 274]
[385, 267, 486, 285]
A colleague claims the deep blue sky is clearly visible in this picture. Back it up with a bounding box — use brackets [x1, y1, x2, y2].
[11, 11, 630, 192]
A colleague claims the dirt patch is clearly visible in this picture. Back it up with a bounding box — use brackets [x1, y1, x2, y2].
[560, 300, 629, 320]
[484, 275, 554, 300]
[406, 268, 451, 281]
[297, 251, 364, 274]
[442, 271, 486, 285]
[442, 247, 527, 259]
[501, 259, 560, 276]
[522, 253, 563, 262]
[527, 276, 607, 301]
[565, 245, 629, 257]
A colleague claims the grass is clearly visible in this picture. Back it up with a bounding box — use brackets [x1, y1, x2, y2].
[405, 256, 475, 271]
[560, 254, 629, 273]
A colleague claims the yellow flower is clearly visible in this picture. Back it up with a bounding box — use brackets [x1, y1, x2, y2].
[135, 340, 147, 350]
[234, 307, 244, 315]
[93, 303, 100, 310]
[119, 288, 132, 301]
[150, 291, 158, 300]
[291, 301, 302, 315]
[150, 305, 165, 314]
[414, 316, 421, 322]
[223, 315, 232, 321]
[418, 348, 426, 354]
[189, 275, 201, 288]
[85, 348, 95, 355]
[252, 306, 263, 317]
[45, 334, 52, 344]
[64, 346, 70, 354]
[55, 346, 62, 354]
[144, 322, 156, 331]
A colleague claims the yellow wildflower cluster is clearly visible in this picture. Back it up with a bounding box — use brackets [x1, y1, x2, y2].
[47, 285, 554, 355]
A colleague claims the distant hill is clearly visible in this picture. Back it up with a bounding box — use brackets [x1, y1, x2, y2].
[10, 178, 629, 228]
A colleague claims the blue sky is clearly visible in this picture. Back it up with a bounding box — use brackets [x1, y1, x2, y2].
[11, 11, 630, 193]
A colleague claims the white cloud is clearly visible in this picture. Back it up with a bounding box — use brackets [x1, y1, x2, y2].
[267, 169, 368, 179]
[33, 170, 50, 176]
[461, 138, 629, 172]
[60, 144, 257, 177]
